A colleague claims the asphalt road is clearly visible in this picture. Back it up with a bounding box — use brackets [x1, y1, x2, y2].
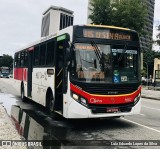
[0, 78, 160, 148]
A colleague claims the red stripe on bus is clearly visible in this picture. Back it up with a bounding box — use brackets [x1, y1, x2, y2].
[14, 68, 28, 81]
[70, 83, 141, 104]
[28, 47, 34, 51]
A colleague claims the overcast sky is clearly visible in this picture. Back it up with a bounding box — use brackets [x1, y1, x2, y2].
[0, 0, 160, 57]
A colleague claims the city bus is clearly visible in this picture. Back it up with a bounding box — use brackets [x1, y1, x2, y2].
[14, 25, 141, 118]
[0, 66, 10, 78]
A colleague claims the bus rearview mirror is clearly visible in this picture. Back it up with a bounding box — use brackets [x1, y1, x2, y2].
[66, 48, 71, 61]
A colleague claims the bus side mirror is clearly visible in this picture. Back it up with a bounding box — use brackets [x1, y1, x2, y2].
[66, 48, 71, 61]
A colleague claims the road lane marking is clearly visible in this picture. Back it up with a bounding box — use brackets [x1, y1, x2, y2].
[122, 118, 160, 133]
[142, 106, 160, 111]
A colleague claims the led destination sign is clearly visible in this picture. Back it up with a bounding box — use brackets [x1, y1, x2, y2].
[74, 26, 139, 41]
[83, 29, 131, 40]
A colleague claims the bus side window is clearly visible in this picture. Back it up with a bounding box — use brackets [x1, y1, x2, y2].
[33, 46, 39, 66]
[24, 51, 28, 67]
[17, 52, 21, 67]
[20, 51, 24, 67]
[46, 41, 54, 66]
[39, 44, 46, 66]
[14, 53, 18, 68]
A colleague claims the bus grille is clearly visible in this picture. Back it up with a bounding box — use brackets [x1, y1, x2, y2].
[81, 84, 139, 95]
[89, 103, 134, 114]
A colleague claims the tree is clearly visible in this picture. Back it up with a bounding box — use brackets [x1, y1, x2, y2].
[89, 0, 113, 25]
[155, 25, 160, 46]
[89, 0, 147, 35]
[0, 54, 13, 68]
[143, 49, 160, 76]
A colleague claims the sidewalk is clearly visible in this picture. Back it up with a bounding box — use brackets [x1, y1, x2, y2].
[141, 86, 160, 100]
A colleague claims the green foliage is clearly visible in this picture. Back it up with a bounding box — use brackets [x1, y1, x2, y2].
[89, 0, 113, 25]
[0, 54, 13, 68]
[141, 69, 146, 77]
[143, 50, 160, 76]
[89, 0, 148, 35]
[155, 25, 160, 46]
[143, 50, 155, 65]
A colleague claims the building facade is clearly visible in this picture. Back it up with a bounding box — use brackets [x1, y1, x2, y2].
[153, 58, 160, 86]
[87, 0, 155, 51]
[140, 0, 155, 51]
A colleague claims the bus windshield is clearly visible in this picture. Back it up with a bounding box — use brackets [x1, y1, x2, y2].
[1, 68, 9, 74]
[71, 43, 139, 84]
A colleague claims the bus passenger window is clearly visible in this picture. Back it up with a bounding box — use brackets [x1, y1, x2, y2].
[39, 44, 46, 66]
[20, 52, 24, 67]
[23, 51, 28, 67]
[46, 41, 54, 66]
[17, 53, 21, 67]
[34, 46, 39, 66]
[14, 53, 18, 68]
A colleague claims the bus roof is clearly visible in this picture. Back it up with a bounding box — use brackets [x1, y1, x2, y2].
[85, 24, 132, 31]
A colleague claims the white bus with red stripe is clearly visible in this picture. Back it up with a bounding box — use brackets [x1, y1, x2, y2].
[14, 25, 141, 118]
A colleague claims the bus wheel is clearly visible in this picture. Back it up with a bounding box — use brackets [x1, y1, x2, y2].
[47, 93, 62, 120]
[21, 84, 26, 102]
[48, 93, 54, 112]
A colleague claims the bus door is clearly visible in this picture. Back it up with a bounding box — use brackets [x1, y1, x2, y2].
[27, 48, 34, 97]
[54, 35, 69, 112]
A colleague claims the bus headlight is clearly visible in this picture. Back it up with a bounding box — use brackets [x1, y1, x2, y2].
[71, 92, 88, 107]
[80, 97, 87, 106]
[134, 93, 141, 105]
[72, 93, 79, 100]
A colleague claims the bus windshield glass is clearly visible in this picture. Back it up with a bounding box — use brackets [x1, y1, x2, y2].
[1, 68, 9, 74]
[71, 43, 139, 84]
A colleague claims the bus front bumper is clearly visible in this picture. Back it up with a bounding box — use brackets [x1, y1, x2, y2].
[67, 98, 141, 119]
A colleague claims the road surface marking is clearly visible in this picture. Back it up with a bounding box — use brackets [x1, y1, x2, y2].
[122, 118, 160, 133]
[142, 106, 160, 111]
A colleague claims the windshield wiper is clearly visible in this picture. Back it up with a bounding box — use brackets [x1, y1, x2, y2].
[91, 41, 102, 63]
[91, 41, 105, 71]
[118, 43, 128, 62]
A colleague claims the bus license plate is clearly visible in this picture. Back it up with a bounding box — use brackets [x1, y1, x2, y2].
[106, 107, 119, 113]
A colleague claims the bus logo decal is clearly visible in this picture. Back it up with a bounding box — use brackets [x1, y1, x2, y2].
[90, 98, 102, 103]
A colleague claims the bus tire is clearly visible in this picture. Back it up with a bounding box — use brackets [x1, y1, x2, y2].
[21, 84, 26, 102]
[46, 92, 55, 113]
[46, 92, 61, 120]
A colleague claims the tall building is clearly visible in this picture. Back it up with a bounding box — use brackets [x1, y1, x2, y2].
[87, 0, 155, 51]
[140, 0, 155, 51]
